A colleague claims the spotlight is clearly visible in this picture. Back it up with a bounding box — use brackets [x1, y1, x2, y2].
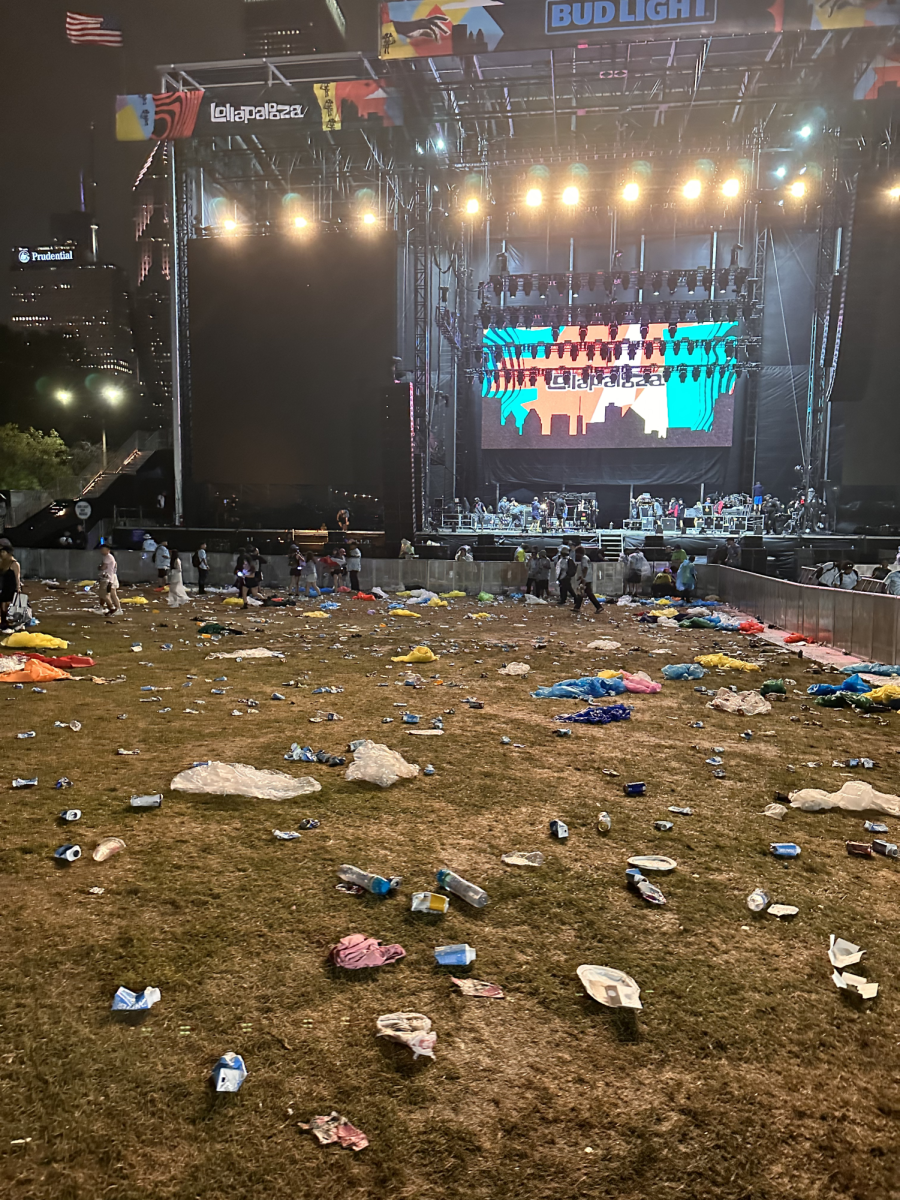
[435, 138, 446, 151]
[55, 389, 73, 404]
[799, 124, 812, 138]
[525, 187, 543, 208]
[789, 181, 807, 198]
[622, 182, 640, 202]
[465, 197, 480, 215]
[722, 178, 741, 198]
[775, 166, 787, 179]
[103, 386, 123, 404]
[294, 216, 308, 229]
[222, 219, 237, 232]
[683, 179, 702, 200]
[362, 211, 377, 225]
[561, 185, 580, 206]
[890, 186, 900, 201]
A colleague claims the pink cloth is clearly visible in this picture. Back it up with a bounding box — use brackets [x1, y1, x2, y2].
[329, 933, 406, 969]
[299, 1112, 369, 1151]
[621, 671, 662, 694]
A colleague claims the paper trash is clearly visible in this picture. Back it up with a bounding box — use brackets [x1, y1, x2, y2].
[577, 964, 643, 1010]
[828, 935, 865, 970]
[375, 1012, 436, 1060]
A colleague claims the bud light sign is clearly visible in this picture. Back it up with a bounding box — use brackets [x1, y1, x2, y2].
[547, 0, 716, 35]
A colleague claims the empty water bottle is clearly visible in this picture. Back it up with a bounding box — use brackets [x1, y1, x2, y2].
[770, 843, 801, 858]
[746, 888, 769, 913]
[434, 943, 476, 966]
[436, 867, 488, 908]
[130, 794, 162, 809]
[411, 892, 450, 913]
[338, 865, 397, 896]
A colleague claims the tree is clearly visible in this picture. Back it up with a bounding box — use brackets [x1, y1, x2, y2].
[0, 424, 71, 490]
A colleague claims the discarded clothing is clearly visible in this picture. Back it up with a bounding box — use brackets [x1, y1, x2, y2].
[807, 674, 871, 696]
[532, 675, 628, 700]
[841, 662, 900, 677]
[662, 663, 706, 681]
[789, 780, 900, 818]
[329, 934, 406, 969]
[863, 684, 900, 705]
[498, 662, 530, 676]
[23, 653, 94, 668]
[621, 671, 662, 694]
[586, 639, 621, 651]
[694, 654, 760, 672]
[554, 703, 632, 724]
[760, 679, 787, 696]
[706, 688, 772, 716]
[196, 623, 244, 636]
[391, 645, 438, 663]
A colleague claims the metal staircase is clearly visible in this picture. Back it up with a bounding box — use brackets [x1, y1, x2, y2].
[600, 530, 625, 558]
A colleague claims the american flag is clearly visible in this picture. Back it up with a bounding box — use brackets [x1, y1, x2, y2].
[66, 11, 123, 46]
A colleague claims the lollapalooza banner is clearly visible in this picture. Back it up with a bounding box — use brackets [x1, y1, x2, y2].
[116, 83, 402, 140]
[379, 0, 900, 59]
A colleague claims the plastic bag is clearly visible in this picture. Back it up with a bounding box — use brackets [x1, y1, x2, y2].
[586, 639, 621, 651]
[842, 662, 900, 676]
[532, 675, 628, 700]
[375, 1012, 436, 1060]
[706, 688, 772, 716]
[345, 740, 419, 787]
[789, 780, 900, 817]
[662, 663, 706, 680]
[554, 703, 632, 724]
[695, 654, 760, 672]
[391, 645, 438, 663]
[498, 662, 530, 676]
[2, 631, 68, 650]
[170, 761, 321, 799]
[621, 671, 662, 694]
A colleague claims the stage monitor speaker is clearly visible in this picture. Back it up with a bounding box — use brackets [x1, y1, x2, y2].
[382, 383, 415, 553]
[477, 533, 495, 547]
[643, 535, 664, 549]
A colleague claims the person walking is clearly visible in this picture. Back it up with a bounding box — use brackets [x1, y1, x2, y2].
[555, 546, 575, 605]
[288, 542, 303, 596]
[533, 550, 551, 598]
[98, 543, 122, 615]
[572, 546, 601, 614]
[193, 543, 209, 595]
[0, 538, 22, 630]
[346, 541, 362, 592]
[153, 539, 170, 587]
[167, 550, 191, 607]
[676, 554, 697, 602]
[331, 546, 347, 589]
[300, 553, 319, 596]
[525, 547, 540, 594]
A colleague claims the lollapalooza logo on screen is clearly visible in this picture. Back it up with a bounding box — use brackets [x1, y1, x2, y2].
[209, 101, 305, 124]
[481, 321, 738, 450]
[546, 0, 716, 33]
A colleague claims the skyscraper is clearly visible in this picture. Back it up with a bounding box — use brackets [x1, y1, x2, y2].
[243, 0, 347, 58]
[132, 144, 172, 427]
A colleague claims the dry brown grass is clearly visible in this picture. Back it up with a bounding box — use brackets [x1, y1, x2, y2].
[1, 586, 898, 1200]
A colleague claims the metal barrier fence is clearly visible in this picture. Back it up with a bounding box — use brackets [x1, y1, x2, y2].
[716, 566, 900, 662]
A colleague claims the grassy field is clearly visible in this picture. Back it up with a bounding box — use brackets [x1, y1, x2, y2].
[0, 584, 898, 1200]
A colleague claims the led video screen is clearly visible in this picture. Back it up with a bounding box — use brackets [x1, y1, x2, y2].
[481, 321, 738, 450]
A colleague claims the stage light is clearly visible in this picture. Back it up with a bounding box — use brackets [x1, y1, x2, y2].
[362, 211, 377, 225]
[622, 182, 640, 202]
[103, 386, 123, 405]
[789, 180, 807, 198]
[222, 219, 237, 232]
[890, 186, 900, 201]
[799, 124, 812, 138]
[435, 138, 445, 151]
[775, 166, 787, 179]
[722, 178, 741, 198]
[683, 179, 702, 200]
[294, 216, 308, 229]
[525, 187, 543, 208]
[561, 185, 580, 206]
[465, 197, 480, 215]
[55, 389, 73, 404]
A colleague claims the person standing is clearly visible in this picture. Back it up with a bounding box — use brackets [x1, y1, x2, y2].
[153, 539, 170, 586]
[167, 550, 190, 607]
[525, 547, 539, 594]
[98, 543, 122, 615]
[331, 547, 347, 589]
[572, 547, 601, 614]
[676, 554, 697, 602]
[193, 543, 209, 595]
[533, 550, 551, 598]
[531, 496, 541, 528]
[288, 542, 303, 596]
[555, 547, 575, 605]
[301, 553, 319, 596]
[624, 547, 649, 596]
[473, 497, 486, 529]
[0, 538, 22, 630]
[514, 544, 527, 563]
[346, 541, 362, 591]
[725, 537, 741, 568]
[670, 543, 687, 573]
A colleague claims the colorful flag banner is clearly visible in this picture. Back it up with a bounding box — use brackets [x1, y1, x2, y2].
[313, 81, 404, 131]
[116, 92, 205, 141]
[66, 11, 123, 46]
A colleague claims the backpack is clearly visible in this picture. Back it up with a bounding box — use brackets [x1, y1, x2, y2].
[191, 551, 201, 568]
[565, 557, 577, 578]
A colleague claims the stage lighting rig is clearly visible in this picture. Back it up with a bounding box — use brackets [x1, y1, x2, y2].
[561, 185, 580, 206]
[465, 197, 480, 215]
[789, 180, 807, 198]
[722, 178, 741, 198]
[526, 187, 543, 208]
[623, 182, 640, 202]
[667, 271, 679, 294]
[362, 211, 377, 226]
[692, 366, 701, 381]
[890, 186, 900, 201]
[683, 179, 702, 200]
[686, 271, 697, 294]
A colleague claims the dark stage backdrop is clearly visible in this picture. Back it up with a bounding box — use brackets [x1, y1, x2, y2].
[186, 234, 396, 524]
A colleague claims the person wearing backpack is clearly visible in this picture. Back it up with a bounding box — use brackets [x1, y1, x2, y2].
[192, 543, 209, 594]
[556, 547, 576, 606]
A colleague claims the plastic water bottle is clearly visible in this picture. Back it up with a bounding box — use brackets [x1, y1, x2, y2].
[411, 892, 450, 913]
[436, 868, 488, 908]
[434, 943, 476, 966]
[746, 887, 769, 913]
[338, 865, 394, 896]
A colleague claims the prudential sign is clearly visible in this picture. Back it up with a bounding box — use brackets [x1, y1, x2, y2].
[546, 0, 716, 35]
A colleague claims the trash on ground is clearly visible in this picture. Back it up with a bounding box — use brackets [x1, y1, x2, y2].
[171, 761, 321, 799]
[391, 645, 438, 663]
[375, 1012, 436, 1059]
[211, 1052, 247, 1092]
[436, 867, 488, 907]
[586, 639, 621, 651]
[451, 976, 505, 999]
[411, 892, 450, 913]
[747, 888, 769, 913]
[597, 811, 612, 832]
[768, 904, 799, 919]
[627, 866, 667, 904]
[345, 740, 419, 787]
[207, 647, 284, 659]
[694, 654, 760, 673]
[498, 662, 530, 675]
[59, 809, 81, 822]
[329, 934, 406, 968]
[624, 781, 646, 795]
[501, 851, 545, 866]
[627, 855, 677, 872]
[577, 964, 643, 1010]
[872, 839, 899, 857]
[130, 794, 162, 809]
[789, 780, 900, 818]
[554, 704, 632, 725]
[54, 843, 81, 862]
[832, 969, 879, 1000]
[92, 837, 126, 862]
[273, 830, 302, 840]
[533, 675, 627, 700]
[434, 943, 476, 966]
[111, 986, 160, 1011]
[707, 688, 772, 716]
[763, 803, 787, 819]
[653, 820, 674, 832]
[54, 720, 82, 731]
[846, 841, 875, 857]
[13, 777, 38, 788]
[662, 663, 706, 680]
[338, 865, 401, 895]
[299, 1111, 368, 1152]
[770, 842, 800, 858]
[668, 806, 693, 816]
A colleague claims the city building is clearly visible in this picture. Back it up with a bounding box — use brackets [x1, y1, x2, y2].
[10, 223, 135, 379]
[242, 0, 346, 58]
[132, 144, 172, 426]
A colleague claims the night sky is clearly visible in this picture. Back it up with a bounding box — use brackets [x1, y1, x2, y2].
[0, 1, 370, 320]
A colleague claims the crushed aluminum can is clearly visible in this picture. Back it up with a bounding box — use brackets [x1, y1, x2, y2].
[555, 728, 572, 737]
[624, 782, 646, 796]
[130, 794, 162, 809]
[55, 777, 73, 789]
[12, 777, 38, 789]
[690, 721, 704, 728]
[402, 713, 420, 724]
[59, 809, 81, 822]
[500, 736, 511, 745]
[211, 1052, 247, 1093]
[845, 841, 874, 858]
[597, 811, 612, 832]
[549, 819, 569, 840]
[706, 756, 724, 766]
[382, 717, 394, 724]
[770, 842, 801, 858]
[423, 765, 435, 776]
[111, 985, 160, 1011]
[16, 731, 35, 739]
[298, 818, 320, 830]
[654, 820, 674, 832]
[669, 806, 693, 816]
[54, 843, 81, 862]
[864, 821, 889, 834]
[626, 867, 666, 905]
[273, 830, 301, 840]
[271, 692, 285, 701]
[872, 839, 899, 858]
[713, 769, 726, 779]
[602, 768, 620, 777]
